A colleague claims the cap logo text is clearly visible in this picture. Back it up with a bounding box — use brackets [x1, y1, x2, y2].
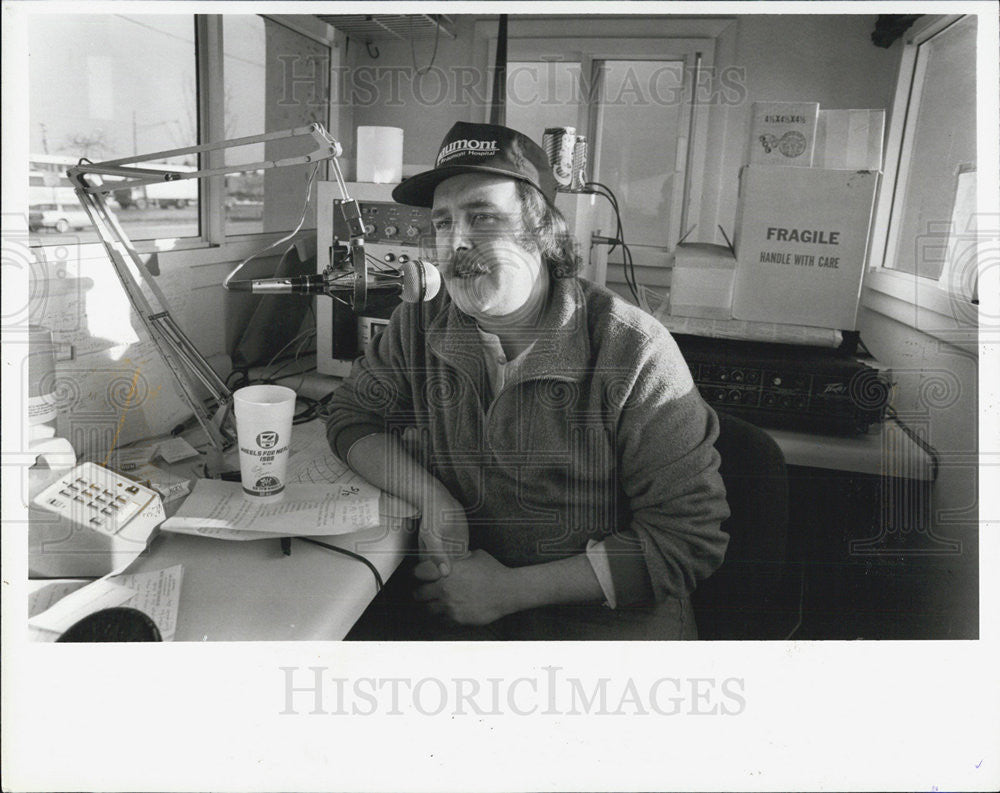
[438, 138, 499, 164]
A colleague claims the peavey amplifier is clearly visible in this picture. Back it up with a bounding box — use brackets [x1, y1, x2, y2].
[673, 335, 891, 435]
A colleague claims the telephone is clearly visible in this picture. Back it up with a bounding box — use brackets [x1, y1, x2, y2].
[29, 462, 164, 578]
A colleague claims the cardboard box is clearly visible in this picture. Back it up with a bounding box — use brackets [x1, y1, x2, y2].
[732, 166, 880, 330]
[748, 101, 819, 167]
[669, 243, 736, 319]
[814, 109, 885, 170]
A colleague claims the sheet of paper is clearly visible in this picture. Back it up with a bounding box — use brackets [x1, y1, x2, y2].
[154, 436, 200, 464]
[159, 524, 292, 541]
[28, 580, 138, 635]
[161, 478, 381, 537]
[285, 428, 352, 484]
[110, 565, 184, 642]
[285, 424, 419, 519]
[28, 566, 184, 642]
[28, 580, 90, 618]
[109, 442, 158, 470]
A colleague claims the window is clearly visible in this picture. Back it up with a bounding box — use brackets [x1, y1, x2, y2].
[866, 14, 983, 340]
[222, 16, 331, 235]
[493, 34, 711, 269]
[28, 15, 199, 244]
[27, 13, 334, 248]
[880, 15, 977, 282]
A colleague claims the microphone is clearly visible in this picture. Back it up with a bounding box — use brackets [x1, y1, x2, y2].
[226, 259, 441, 304]
[400, 258, 442, 303]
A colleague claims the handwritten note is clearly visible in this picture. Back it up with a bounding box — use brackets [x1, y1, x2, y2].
[112, 565, 184, 642]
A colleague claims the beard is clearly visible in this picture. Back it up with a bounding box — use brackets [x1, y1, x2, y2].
[439, 239, 545, 321]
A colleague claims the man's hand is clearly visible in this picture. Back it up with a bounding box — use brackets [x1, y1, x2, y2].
[418, 490, 470, 563]
[413, 550, 521, 626]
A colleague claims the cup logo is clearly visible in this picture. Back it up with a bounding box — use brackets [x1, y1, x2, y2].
[256, 431, 279, 448]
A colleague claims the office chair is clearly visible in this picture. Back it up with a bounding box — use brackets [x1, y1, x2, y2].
[692, 410, 797, 640]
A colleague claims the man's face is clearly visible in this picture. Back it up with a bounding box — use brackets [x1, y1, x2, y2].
[430, 173, 545, 321]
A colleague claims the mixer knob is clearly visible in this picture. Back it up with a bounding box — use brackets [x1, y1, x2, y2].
[405, 225, 420, 238]
[363, 223, 376, 235]
[384, 225, 398, 237]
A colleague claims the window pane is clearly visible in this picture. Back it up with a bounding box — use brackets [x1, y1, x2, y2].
[889, 16, 976, 278]
[505, 61, 582, 142]
[596, 60, 686, 264]
[223, 16, 330, 235]
[28, 15, 199, 244]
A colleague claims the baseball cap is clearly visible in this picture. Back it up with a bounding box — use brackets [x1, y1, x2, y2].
[391, 121, 558, 208]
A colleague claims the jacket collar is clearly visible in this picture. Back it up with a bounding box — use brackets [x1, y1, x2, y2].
[427, 276, 591, 385]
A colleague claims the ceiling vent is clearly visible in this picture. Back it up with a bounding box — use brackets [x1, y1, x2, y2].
[318, 14, 456, 42]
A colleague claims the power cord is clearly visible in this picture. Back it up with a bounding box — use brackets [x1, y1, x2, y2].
[410, 15, 442, 76]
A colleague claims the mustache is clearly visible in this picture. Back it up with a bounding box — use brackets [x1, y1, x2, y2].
[447, 249, 494, 279]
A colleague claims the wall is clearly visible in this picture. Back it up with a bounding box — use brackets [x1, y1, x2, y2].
[711, 14, 902, 239]
[347, 15, 902, 242]
[345, 16, 487, 174]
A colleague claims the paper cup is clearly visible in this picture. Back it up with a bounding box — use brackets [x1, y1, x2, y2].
[233, 385, 296, 502]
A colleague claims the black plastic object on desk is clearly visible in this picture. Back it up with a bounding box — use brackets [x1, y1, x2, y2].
[56, 607, 162, 642]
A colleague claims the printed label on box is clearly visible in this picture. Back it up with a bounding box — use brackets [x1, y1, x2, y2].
[732, 166, 879, 330]
[748, 101, 819, 167]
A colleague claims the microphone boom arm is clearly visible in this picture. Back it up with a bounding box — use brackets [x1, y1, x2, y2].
[65, 124, 357, 451]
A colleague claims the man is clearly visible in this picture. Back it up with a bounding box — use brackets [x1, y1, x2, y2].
[326, 121, 729, 640]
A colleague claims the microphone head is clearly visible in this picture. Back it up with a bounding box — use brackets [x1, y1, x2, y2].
[400, 259, 442, 303]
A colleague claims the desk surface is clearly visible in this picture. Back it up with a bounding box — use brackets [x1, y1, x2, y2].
[767, 420, 935, 481]
[27, 424, 414, 642]
[125, 521, 411, 641]
[29, 375, 933, 640]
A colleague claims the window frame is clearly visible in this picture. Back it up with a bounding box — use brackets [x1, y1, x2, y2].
[28, 12, 342, 257]
[482, 26, 718, 262]
[862, 13, 984, 350]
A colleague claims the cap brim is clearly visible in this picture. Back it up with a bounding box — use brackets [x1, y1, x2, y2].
[392, 164, 547, 207]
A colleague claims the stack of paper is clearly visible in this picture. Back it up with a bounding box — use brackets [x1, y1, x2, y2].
[160, 479, 383, 541]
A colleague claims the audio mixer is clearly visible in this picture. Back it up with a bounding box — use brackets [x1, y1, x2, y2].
[674, 334, 891, 435]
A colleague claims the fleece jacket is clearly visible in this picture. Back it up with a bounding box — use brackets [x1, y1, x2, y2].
[325, 275, 730, 607]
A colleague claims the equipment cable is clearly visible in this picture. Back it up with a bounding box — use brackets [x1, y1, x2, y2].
[585, 181, 639, 303]
[222, 162, 321, 290]
[295, 536, 384, 592]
